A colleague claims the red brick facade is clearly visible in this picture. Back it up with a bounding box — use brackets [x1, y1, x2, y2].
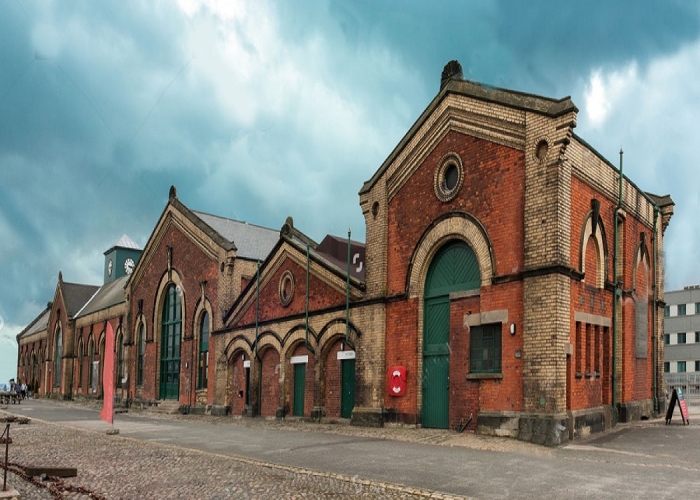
[17, 64, 673, 444]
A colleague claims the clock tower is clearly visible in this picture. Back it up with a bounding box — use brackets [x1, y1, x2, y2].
[104, 234, 143, 283]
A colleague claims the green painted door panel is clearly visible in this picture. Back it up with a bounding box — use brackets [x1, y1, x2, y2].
[341, 359, 355, 419]
[293, 363, 306, 417]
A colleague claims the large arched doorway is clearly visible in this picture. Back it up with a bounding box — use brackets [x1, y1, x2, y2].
[422, 240, 480, 428]
[160, 284, 182, 400]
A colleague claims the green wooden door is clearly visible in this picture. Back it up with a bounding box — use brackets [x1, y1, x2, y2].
[340, 358, 355, 419]
[293, 363, 306, 417]
[160, 285, 181, 400]
[422, 241, 480, 429]
[423, 297, 450, 428]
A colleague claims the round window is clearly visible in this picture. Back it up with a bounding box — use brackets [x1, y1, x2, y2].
[434, 153, 464, 202]
[278, 271, 295, 307]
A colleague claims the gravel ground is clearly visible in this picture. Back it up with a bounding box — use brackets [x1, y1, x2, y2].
[1, 407, 474, 500]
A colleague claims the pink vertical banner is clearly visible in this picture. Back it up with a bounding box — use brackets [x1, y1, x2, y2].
[100, 322, 115, 424]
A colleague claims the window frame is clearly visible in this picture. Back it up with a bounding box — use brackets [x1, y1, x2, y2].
[678, 332, 687, 344]
[54, 325, 62, 388]
[137, 323, 145, 386]
[469, 323, 502, 374]
[198, 311, 210, 390]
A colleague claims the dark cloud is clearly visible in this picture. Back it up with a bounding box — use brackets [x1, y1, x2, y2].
[1, 0, 700, 346]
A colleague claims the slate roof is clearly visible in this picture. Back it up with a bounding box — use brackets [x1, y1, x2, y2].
[646, 193, 675, 209]
[62, 282, 100, 318]
[103, 234, 142, 256]
[16, 306, 51, 341]
[75, 275, 128, 318]
[193, 211, 279, 261]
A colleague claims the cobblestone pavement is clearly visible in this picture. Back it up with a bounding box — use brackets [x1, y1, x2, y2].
[1, 403, 474, 500]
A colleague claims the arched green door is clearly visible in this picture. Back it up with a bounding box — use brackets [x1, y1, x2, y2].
[422, 241, 480, 428]
[160, 285, 182, 400]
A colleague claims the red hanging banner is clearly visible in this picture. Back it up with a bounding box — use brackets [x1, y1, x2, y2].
[100, 322, 115, 425]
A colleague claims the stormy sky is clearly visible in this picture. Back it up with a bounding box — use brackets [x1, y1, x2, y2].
[2, 0, 700, 383]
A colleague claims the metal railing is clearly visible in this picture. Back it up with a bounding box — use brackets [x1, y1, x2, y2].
[665, 373, 700, 406]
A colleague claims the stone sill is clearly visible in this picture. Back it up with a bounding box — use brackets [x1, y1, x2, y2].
[466, 372, 503, 380]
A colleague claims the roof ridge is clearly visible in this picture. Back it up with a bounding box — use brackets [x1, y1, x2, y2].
[192, 210, 279, 233]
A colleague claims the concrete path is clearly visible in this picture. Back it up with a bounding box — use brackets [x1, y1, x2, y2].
[4, 399, 700, 499]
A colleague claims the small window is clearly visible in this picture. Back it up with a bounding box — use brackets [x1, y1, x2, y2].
[678, 332, 687, 344]
[664, 334, 670, 345]
[664, 306, 670, 317]
[679, 304, 687, 316]
[696, 360, 700, 372]
[696, 332, 700, 343]
[678, 361, 687, 373]
[696, 303, 700, 314]
[470, 323, 502, 373]
[664, 362, 670, 373]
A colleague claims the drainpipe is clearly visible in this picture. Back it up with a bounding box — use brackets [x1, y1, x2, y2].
[305, 244, 315, 354]
[612, 149, 623, 427]
[345, 229, 355, 351]
[255, 261, 261, 415]
[254, 262, 260, 360]
[652, 206, 659, 413]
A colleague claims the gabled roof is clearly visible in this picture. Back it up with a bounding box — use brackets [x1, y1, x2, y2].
[16, 306, 51, 341]
[193, 211, 279, 261]
[75, 275, 128, 318]
[128, 186, 281, 288]
[62, 281, 100, 318]
[223, 223, 365, 325]
[104, 234, 141, 255]
[360, 60, 577, 196]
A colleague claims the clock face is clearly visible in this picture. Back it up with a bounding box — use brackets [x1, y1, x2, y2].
[124, 258, 135, 275]
[107, 259, 113, 276]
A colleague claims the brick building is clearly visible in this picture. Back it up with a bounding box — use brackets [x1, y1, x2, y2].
[16, 235, 142, 400]
[217, 220, 369, 420]
[124, 186, 278, 413]
[16, 61, 674, 445]
[356, 61, 673, 444]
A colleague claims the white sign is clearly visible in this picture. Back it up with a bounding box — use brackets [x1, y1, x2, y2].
[243, 360, 251, 368]
[290, 355, 308, 365]
[337, 350, 356, 360]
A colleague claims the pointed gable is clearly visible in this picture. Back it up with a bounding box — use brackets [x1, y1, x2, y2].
[61, 282, 100, 318]
[224, 224, 365, 329]
[360, 61, 576, 200]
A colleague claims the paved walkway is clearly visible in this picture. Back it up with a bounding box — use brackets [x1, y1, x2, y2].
[2, 398, 700, 499]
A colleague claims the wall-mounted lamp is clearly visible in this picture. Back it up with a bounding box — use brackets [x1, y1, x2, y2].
[510, 323, 516, 335]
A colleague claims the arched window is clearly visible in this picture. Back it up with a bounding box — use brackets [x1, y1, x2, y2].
[54, 325, 62, 388]
[137, 323, 145, 386]
[160, 284, 182, 399]
[198, 311, 210, 390]
[88, 338, 95, 391]
[78, 339, 84, 388]
[117, 331, 125, 387]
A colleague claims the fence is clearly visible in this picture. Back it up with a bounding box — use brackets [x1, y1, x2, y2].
[664, 373, 700, 406]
